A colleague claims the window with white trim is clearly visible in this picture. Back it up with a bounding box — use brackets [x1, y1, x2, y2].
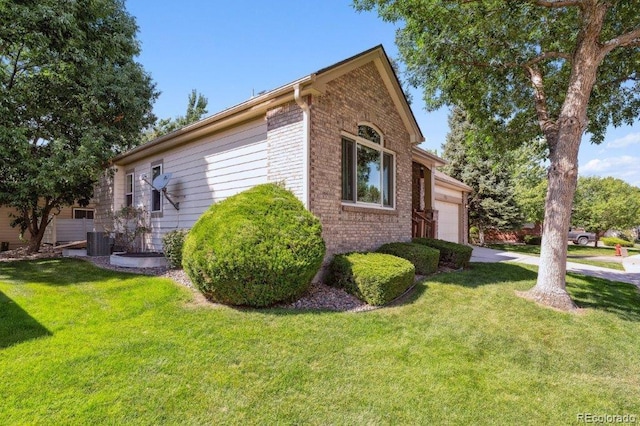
[151, 163, 162, 212]
[341, 125, 395, 208]
[125, 172, 134, 207]
[73, 208, 94, 219]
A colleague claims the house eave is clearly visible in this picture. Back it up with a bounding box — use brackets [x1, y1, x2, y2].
[435, 170, 473, 192]
[111, 76, 318, 166]
[412, 147, 447, 168]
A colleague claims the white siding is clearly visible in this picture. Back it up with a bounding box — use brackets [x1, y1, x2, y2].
[116, 118, 268, 251]
[436, 186, 463, 200]
[267, 120, 304, 200]
[436, 201, 460, 243]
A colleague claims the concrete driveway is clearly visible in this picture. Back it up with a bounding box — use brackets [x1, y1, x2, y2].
[471, 246, 640, 287]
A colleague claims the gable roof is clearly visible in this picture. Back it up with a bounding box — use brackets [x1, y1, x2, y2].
[113, 45, 425, 166]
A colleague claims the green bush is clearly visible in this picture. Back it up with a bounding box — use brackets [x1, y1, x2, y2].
[327, 252, 415, 306]
[469, 226, 480, 245]
[376, 242, 439, 275]
[523, 235, 542, 246]
[162, 229, 188, 269]
[412, 238, 472, 269]
[182, 184, 326, 307]
[601, 237, 634, 248]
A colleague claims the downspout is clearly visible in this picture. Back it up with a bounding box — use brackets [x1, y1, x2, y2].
[294, 84, 310, 209]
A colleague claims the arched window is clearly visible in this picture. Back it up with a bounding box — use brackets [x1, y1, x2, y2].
[358, 124, 382, 145]
[341, 124, 394, 208]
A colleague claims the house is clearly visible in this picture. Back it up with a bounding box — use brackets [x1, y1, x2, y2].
[0, 205, 95, 251]
[94, 45, 470, 258]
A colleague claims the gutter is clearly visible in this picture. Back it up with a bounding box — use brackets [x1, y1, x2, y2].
[294, 83, 311, 209]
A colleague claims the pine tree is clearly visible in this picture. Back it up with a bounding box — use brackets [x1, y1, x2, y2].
[442, 108, 523, 244]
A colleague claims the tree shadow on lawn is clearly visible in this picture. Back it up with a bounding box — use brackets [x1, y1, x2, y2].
[432, 262, 539, 288]
[429, 263, 640, 321]
[0, 291, 52, 349]
[566, 272, 640, 322]
[0, 258, 137, 286]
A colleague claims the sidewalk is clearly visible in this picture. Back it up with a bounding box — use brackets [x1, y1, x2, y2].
[471, 246, 640, 287]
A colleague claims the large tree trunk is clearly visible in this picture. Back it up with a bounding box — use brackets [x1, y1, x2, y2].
[27, 225, 48, 254]
[524, 3, 608, 310]
[25, 205, 53, 254]
[524, 126, 580, 311]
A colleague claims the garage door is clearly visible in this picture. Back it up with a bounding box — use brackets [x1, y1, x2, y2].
[435, 201, 460, 243]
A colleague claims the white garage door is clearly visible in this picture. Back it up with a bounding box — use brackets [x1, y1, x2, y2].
[435, 201, 460, 243]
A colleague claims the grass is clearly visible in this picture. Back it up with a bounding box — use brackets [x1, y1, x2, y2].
[567, 258, 626, 271]
[1, 258, 640, 424]
[488, 243, 638, 270]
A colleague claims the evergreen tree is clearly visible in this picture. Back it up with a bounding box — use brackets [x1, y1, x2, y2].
[442, 108, 523, 244]
[143, 89, 208, 141]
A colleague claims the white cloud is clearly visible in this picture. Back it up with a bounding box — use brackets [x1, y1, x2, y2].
[606, 132, 640, 148]
[580, 155, 640, 187]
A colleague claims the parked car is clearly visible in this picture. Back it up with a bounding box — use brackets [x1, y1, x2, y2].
[568, 227, 596, 245]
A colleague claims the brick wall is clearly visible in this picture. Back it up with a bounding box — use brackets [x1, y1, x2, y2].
[266, 101, 305, 201]
[309, 62, 413, 256]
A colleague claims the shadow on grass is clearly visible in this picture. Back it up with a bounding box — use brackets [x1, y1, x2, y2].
[431, 262, 539, 288]
[0, 291, 52, 349]
[567, 272, 640, 322]
[0, 258, 135, 286]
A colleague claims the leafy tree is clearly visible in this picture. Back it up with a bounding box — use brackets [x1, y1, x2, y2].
[355, 0, 640, 310]
[0, 0, 157, 253]
[442, 108, 523, 244]
[572, 176, 640, 246]
[509, 139, 548, 225]
[143, 89, 208, 141]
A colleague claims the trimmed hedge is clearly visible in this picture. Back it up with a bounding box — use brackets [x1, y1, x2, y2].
[524, 235, 542, 246]
[327, 252, 415, 306]
[162, 229, 188, 269]
[182, 184, 326, 307]
[376, 242, 440, 275]
[601, 237, 635, 248]
[412, 238, 472, 269]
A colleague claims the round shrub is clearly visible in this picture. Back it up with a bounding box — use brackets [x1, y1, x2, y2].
[162, 229, 188, 269]
[182, 183, 325, 307]
[327, 252, 415, 306]
[601, 236, 634, 248]
[376, 242, 440, 275]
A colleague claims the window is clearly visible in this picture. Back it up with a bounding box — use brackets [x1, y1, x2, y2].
[125, 172, 134, 207]
[342, 125, 395, 208]
[73, 209, 94, 219]
[151, 163, 162, 212]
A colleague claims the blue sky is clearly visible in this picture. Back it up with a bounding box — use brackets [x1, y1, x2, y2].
[125, 0, 640, 186]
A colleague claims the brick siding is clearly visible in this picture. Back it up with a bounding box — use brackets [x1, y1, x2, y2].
[309, 62, 413, 256]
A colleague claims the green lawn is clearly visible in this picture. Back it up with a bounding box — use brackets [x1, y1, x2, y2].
[1, 258, 640, 424]
[488, 243, 639, 271]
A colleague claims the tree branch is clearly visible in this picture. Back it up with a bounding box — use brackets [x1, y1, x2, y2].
[601, 27, 640, 55]
[523, 51, 573, 67]
[532, 0, 583, 8]
[456, 51, 571, 69]
[594, 73, 639, 89]
[524, 65, 558, 150]
[7, 44, 24, 91]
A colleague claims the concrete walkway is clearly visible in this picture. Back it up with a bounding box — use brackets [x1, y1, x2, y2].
[471, 246, 640, 287]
